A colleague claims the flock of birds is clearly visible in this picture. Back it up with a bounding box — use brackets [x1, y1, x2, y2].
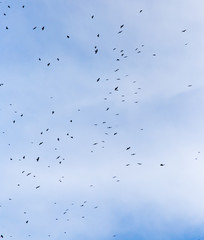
[0, 1, 195, 239]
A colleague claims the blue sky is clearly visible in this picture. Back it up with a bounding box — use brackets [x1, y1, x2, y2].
[1, 0, 204, 239]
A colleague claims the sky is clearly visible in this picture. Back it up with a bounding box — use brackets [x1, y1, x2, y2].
[0, 0, 204, 239]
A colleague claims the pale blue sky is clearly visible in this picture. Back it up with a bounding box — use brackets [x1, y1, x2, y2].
[1, 0, 204, 239]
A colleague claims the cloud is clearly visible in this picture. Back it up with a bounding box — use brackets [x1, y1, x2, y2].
[1, 0, 204, 239]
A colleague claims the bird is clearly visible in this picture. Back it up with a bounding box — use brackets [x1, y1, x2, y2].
[42, 26, 45, 30]
[182, 29, 187, 32]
